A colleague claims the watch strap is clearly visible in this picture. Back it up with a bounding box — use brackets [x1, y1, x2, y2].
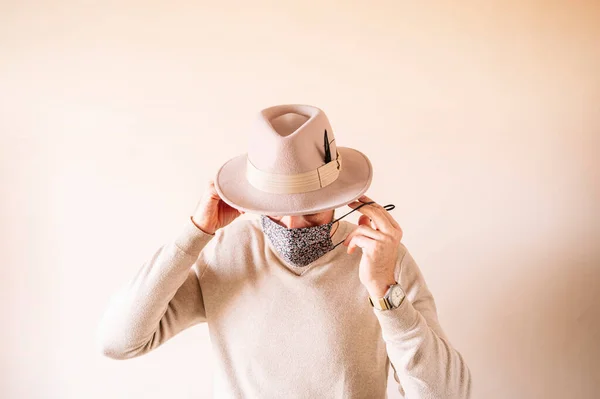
[368, 296, 393, 310]
[368, 282, 400, 310]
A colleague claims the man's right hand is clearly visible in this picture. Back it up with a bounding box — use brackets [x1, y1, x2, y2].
[191, 179, 244, 235]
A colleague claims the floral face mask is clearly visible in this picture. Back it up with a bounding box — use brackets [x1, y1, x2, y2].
[260, 201, 395, 267]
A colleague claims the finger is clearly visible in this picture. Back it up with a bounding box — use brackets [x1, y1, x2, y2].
[231, 204, 245, 214]
[228, 203, 245, 215]
[358, 215, 373, 229]
[343, 224, 386, 247]
[347, 200, 394, 234]
[358, 195, 401, 230]
[347, 234, 376, 255]
[359, 214, 384, 233]
[376, 207, 401, 231]
[206, 179, 222, 201]
[219, 202, 238, 219]
[353, 195, 402, 231]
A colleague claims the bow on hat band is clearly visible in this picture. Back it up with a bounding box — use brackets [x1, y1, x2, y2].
[246, 151, 343, 194]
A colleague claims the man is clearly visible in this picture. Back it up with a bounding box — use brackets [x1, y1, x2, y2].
[97, 104, 472, 398]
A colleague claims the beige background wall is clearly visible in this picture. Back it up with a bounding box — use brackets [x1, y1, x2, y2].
[1, 1, 599, 398]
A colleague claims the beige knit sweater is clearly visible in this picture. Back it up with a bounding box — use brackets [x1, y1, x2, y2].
[97, 216, 471, 398]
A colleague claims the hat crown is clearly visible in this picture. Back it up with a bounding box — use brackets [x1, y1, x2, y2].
[248, 104, 338, 174]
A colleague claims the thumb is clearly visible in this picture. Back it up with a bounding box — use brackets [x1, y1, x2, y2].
[358, 215, 371, 227]
[358, 214, 378, 230]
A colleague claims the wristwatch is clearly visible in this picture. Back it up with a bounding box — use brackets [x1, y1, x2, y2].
[369, 283, 405, 310]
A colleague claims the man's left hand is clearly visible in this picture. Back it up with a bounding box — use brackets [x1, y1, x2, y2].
[343, 195, 403, 298]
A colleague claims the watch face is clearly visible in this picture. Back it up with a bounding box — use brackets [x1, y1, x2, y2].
[390, 285, 405, 307]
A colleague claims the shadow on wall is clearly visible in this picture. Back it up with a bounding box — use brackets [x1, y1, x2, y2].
[475, 244, 600, 398]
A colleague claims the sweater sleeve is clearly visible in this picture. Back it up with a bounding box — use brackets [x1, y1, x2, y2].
[96, 217, 215, 360]
[373, 244, 472, 398]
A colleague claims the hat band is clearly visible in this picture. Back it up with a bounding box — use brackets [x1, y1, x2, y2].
[246, 151, 343, 194]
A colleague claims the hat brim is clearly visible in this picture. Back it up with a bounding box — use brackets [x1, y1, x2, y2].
[213, 147, 373, 216]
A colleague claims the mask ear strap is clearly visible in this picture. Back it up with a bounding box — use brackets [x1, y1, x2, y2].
[331, 202, 396, 248]
[331, 201, 376, 224]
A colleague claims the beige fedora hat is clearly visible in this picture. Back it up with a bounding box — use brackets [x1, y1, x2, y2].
[213, 104, 373, 216]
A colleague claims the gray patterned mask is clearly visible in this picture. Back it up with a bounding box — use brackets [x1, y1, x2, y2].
[260, 201, 394, 267]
